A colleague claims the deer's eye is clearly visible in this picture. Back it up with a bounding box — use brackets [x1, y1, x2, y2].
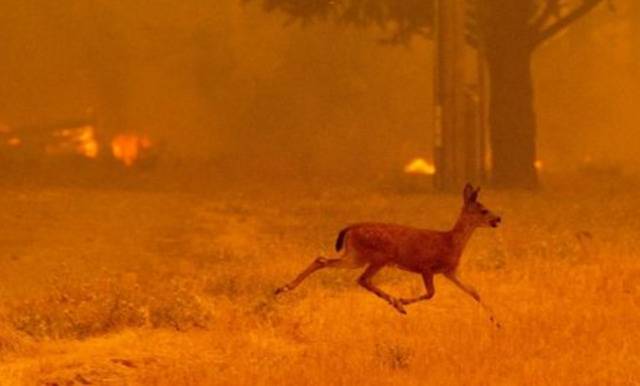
[480, 209, 489, 215]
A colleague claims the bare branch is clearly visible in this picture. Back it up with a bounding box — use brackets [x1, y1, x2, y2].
[530, 0, 561, 32]
[532, 0, 604, 47]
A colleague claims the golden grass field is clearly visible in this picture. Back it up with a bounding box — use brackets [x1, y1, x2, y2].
[0, 174, 639, 385]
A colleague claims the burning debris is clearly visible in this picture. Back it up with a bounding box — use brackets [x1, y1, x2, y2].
[395, 157, 437, 193]
[404, 158, 436, 176]
[47, 126, 100, 159]
[111, 134, 152, 167]
[0, 119, 156, 168]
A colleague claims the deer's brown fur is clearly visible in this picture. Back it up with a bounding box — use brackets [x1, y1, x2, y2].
[275, 183, 501, 326]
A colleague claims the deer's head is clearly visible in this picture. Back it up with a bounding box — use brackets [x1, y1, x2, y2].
[462, 183, 501, 228]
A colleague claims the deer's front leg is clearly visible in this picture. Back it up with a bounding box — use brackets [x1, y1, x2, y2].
[358, 264, 406, 314]
[399, 271, 435, 306]
[444, 271, 501, 328]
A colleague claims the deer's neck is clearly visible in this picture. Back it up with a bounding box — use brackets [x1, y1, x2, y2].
[449, 213, 477, 258]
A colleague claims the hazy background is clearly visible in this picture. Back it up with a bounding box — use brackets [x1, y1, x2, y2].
[0, 0, 637, 176]
[0, 3, 639, 384]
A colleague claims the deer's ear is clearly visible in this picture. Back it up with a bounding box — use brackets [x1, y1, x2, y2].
[470, 187, 480, 202]
[469, 189, 479, 203]
[463, 183, 474, 203]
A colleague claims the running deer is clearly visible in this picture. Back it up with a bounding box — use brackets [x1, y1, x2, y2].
[275, 183, 502, 326]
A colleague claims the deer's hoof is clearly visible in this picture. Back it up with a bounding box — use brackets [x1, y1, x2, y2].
[390, 299, 407, 315]
[395, 305, 407, 315]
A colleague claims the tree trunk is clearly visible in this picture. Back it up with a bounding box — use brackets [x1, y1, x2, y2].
[486, 46, 538, 189]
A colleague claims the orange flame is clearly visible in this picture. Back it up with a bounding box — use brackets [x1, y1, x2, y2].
[76, 126, 99, 158]
[49, 125, 99, 158]
[404, 158, 436, 175]
[534, 160, 544, 171]
[111, 134, 152, 166]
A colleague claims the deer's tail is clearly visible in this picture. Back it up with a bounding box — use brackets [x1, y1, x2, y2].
[335, 227, 350, 252]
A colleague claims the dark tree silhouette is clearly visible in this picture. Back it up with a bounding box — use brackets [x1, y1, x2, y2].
[248, 0, 604, 188]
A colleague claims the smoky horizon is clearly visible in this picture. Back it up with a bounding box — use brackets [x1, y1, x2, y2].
[0, 0, 637, 182]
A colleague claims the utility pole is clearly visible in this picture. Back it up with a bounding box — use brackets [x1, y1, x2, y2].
[433, 0, 487, 191]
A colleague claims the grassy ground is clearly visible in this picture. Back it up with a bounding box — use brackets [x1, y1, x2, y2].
[0, 174, 639, 385]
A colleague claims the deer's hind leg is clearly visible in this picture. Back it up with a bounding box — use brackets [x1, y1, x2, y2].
[357, 263, 407, 315]
[399, 271, 435, 306]
[275, 256, 357, 295]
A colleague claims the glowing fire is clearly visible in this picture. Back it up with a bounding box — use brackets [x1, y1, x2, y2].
[49, 125, 99, 158]
[76, 126, 99, 158]
[111, 134, 152, 166]
[534, 160, 544, 171]
[404, 158, 436, 175]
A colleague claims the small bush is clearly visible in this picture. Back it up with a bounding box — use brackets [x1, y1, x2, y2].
[375, 342, 414, 370]
[5, 271, 215, 339]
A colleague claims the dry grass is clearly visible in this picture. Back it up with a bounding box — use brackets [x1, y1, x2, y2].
[0, 174, 639, 385]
